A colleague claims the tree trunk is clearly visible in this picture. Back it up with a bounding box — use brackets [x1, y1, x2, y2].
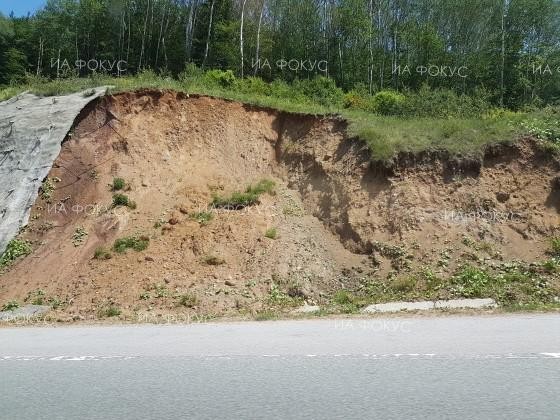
[254, 0, 265, 76]
[240, 0, 248, 78]
[202, 0, 215, 69]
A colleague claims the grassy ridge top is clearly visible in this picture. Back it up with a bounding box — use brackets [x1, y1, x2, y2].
[2, 70, 559, 161]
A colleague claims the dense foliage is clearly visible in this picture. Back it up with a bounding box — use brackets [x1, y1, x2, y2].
[0, 0, 559, 109]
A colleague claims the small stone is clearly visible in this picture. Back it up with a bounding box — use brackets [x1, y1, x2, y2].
[496, 191, 510, 203]
[225, 280, 235, 287]
[145, 256, 154, 262]
[169, 217, 179, 225]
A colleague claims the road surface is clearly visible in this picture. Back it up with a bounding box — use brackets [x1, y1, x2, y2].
[1, 314, 559, 419]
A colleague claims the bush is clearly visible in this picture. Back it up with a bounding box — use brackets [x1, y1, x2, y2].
[294, 76, 344, 107]
[192, 211, 214, 225]
[0, 239, 32, 269]
[265, 227, 278, 239]
[550, 237, 560, 256]
[235, 76, 271, 96]
[211, 179, 275, 209]
[98, 304, 121, 318]
[1, 300, 20, 311]
[177, 293, 198, 308]
[112, 193, 136, 209]
[404, 86, 492, 118]
[452, 266, 492, 298]
[112, 177, 125, 191]
[371, 90, 406, 115]
[93, 247, 112, 260]
[113, 236, 149, 253]
[204, 69, 236, 88]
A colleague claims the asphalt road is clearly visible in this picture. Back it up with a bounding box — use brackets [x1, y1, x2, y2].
[1, 315, 559, 419]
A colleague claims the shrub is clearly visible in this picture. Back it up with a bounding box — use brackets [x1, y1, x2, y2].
[1, 300, 19, 311]
[235, 77, 271, 96]
[98, 304, 121, 318]
[112, 177, 125, 191]
[113, 236, 149, 253]
[390, 276, 417, 293]
[0, 239, 32, 268]
[371, 90, 406, 115]
[211, 179, 275, 209]
[452, 266, 492, 298]
[204, 69, 236, 88]
[550, 237, 560, 256]
[72, 227, 88, 246]
[211, 191, 260, 209]
[112, 193, 136, 209]
[332, 290, 354, 305]
[177, 293, 198, 308]
[246, 179, 275, 195]
[191, 211, 214, 225]
[294, 76, 344, 107]
[265, 228, 278, 239]
[93, 247, 112, 260]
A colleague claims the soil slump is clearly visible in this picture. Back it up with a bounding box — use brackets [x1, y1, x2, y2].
[1, 90, 558, 319]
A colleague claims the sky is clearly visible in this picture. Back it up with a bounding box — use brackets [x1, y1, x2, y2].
[1, 0, 45, 17]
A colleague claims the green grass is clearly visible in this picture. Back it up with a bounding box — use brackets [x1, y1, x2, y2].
[93, 246, 112, 260]
[97, 304, 121, 318]
[176, 293, 198, 308]
[112, 193, 137, 209]
[550, 237, 560, 257]
[0, 239, 32, 269]
[1, 300, 20, 311]
[345, 111, 518, 160]
[211, 179, 276, 209]
[112, 177, 126, 191]
[264, 227, 278, 239]
[72, 227, 88, 247]
[113, 236, 149, 253]
[191, 211, 214, 225]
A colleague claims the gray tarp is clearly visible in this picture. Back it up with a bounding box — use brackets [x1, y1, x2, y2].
[0, 88, 107, 255]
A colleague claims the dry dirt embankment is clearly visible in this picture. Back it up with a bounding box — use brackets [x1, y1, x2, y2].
[1, 90, 559, 320]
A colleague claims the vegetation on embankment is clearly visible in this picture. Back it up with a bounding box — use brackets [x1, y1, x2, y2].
[2, 70, 560, 161]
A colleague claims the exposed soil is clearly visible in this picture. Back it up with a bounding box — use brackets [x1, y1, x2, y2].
[1, 90, 559, 321]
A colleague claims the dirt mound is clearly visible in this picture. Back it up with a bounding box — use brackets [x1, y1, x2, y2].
[1, 90, 559, 320]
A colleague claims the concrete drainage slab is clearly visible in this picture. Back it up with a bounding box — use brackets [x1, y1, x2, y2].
[362, 298, 497, 313]
[0, 305, 51, 322]
[0, 87, 108, 255]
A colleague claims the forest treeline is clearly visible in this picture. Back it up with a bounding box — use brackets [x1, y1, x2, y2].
[0, 0, 559, 109]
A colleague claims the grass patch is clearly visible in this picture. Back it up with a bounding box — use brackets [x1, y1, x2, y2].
[346, 111, 518, 161]
[93, 246, 112, 260]
[112, 193, 137, 209]
[0, 239, 32, 269]
[72, 227, 88, 247]
[191, 211, 214, 225]
[113, 236, 150, 253]
[97, 304, 121, 318]
[112, 177, 126, 191]
[1, 300, 20, 311]
[550, 237, 560, 257]
[40, 178, 56, 202]
[176, 293, 198, 308]
[254, 310, 279, 321]
[211, 179, 275, 209]
[264, 227, 278, 239]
